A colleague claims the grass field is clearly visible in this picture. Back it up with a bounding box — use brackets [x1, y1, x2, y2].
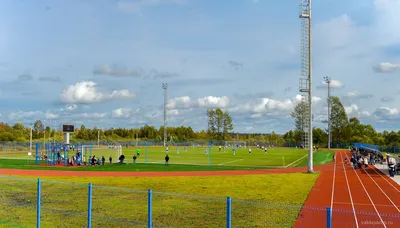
[0, 173, 319, 227]
[296, 150, 334, 167]
[0, 146, 311, 169]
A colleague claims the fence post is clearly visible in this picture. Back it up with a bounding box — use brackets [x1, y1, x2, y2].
[148, 189, 152, 228]
[226, 197, 232, 228]
[35, 143, 39, 166]
[37, 178, 41, 228]
[88, 183, 93, 228]
[326, 207, 332, 228]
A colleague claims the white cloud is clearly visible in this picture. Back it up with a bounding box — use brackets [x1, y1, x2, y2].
[197, 96, 229, 109]
[167, 109, 180, 116]
[343, 91, 373, 100]
[167, 96, 192, 109]
[93, 65, 141, 77]
[374, 107, 399, 119]
[167, 96, 229, 109]
[372, 62, 400, 73]
[112, 108, 137, 118]
[65, 104, 78, 111]
[60, 81, 135, 104]
[45, 113, 58, 119]
[317, 79, 344, 89]
[345, 104, 359, 114]
[231, 94, 322, 117]
[74, 112, 108, 119]
[8, 111, 42, 120]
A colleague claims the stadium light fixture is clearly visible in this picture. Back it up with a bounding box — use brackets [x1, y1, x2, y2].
[323, 76, 331, 149]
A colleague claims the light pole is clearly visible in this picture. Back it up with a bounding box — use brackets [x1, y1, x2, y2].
[98, 130, 100, 148]
[299, 0, 313, 173]
[29, 124, 33, 152]
[324, 76, 331, 149]
[162, 83, 168, 147]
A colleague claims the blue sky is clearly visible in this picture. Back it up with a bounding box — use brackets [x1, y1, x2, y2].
[0, 0, 400, 133]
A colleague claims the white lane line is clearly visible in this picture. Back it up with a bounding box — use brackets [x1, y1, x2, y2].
[347, 151, 386, 228]
[370, 166, 400, 194]
[362, 167, 400, 213]
[340, 151, 359, 228]
[334, 202, 397, 207]
[330, 151, 337, 209]
[218, 159, 244, 165]
[285, 154, 308, 168]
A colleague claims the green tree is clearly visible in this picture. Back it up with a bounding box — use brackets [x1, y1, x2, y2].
[313, 128, 327, 145]
[290, 101, 308, 133]
[33, 120, 44, 134]
[329, 96, 349, 142]
[207, 108, 234, 140]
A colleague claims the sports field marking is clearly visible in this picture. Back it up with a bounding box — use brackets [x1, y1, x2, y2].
[369, 167, 400, 194]
[334, 202, 399, 208]
[340, 151, 358, 227]
[218, 159, 244, 166]
[285, 154, 307, 168]
[330, 151, 336, 210]
[346, 151, 386, 228]
[361, 167, 400, 213]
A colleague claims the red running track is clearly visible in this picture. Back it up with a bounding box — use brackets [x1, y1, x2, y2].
[295, 150, 400, 228]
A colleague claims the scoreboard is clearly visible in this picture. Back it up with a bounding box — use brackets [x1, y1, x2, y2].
[62, 124, 75, 133]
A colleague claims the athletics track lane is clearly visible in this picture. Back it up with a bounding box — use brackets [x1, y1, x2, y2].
[293, 162, 334, 227]
[343, 150, 400, 227]
[330, 150, 358, 227]
[336, 150, 383, 228]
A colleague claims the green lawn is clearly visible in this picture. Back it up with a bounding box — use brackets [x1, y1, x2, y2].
[0, 146, 310, 171]
[0, 173, 319, 227]
[296, 150, 334, 167]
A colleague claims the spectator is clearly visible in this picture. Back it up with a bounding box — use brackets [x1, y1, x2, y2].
[389, 156, 396, 177]
[363, 157, 368, 168]
[119, 154, 125, 164]
[133, 155, 137, 164]
[165, 154, 169, 166]
[109, 156, 112, 164]
[102, 156, 105, 166]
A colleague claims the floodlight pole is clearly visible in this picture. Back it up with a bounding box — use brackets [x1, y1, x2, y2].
[299, 0, 313, 173]
[29, 125, 33, 152]
[324, 76, 331, 149]
[97, 130, 100, 148]
[162, 83, 168, 147]
[308, 0, 313, 173]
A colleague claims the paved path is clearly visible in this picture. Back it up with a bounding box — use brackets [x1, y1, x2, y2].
[374, 163, 400, 185]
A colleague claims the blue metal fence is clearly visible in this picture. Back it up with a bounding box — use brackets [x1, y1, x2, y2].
[1, 176, 400, 227]
[0, 176, 359, 228]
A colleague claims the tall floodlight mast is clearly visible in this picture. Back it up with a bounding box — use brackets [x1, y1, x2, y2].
[162, 83, 168, 147]
[324, 76, 331, 149]
[299, 0, 313, 173]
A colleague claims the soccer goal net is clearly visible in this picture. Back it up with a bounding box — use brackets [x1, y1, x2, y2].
[224, 141, 246, 148]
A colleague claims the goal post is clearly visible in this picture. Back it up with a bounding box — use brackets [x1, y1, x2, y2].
[224, 141, 246, 148]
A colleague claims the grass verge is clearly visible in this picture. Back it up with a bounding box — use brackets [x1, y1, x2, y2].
[0, 173, 318, 227]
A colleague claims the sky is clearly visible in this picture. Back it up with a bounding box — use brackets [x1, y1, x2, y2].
[0, 0, 400, 134]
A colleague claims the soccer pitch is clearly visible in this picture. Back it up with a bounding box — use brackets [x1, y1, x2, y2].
[87, 146, 308, 168]
[0, 146, 309, 168]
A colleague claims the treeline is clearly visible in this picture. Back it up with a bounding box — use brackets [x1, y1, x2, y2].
[287, 96, 400, 146]
[1, 96, 400, 147]
[0, 121, 278, 143]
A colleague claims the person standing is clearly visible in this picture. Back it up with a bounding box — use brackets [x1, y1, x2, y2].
[109, 155, 112, 164]
[165, 154, 169, 166]
[102, 156, 105, 166]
